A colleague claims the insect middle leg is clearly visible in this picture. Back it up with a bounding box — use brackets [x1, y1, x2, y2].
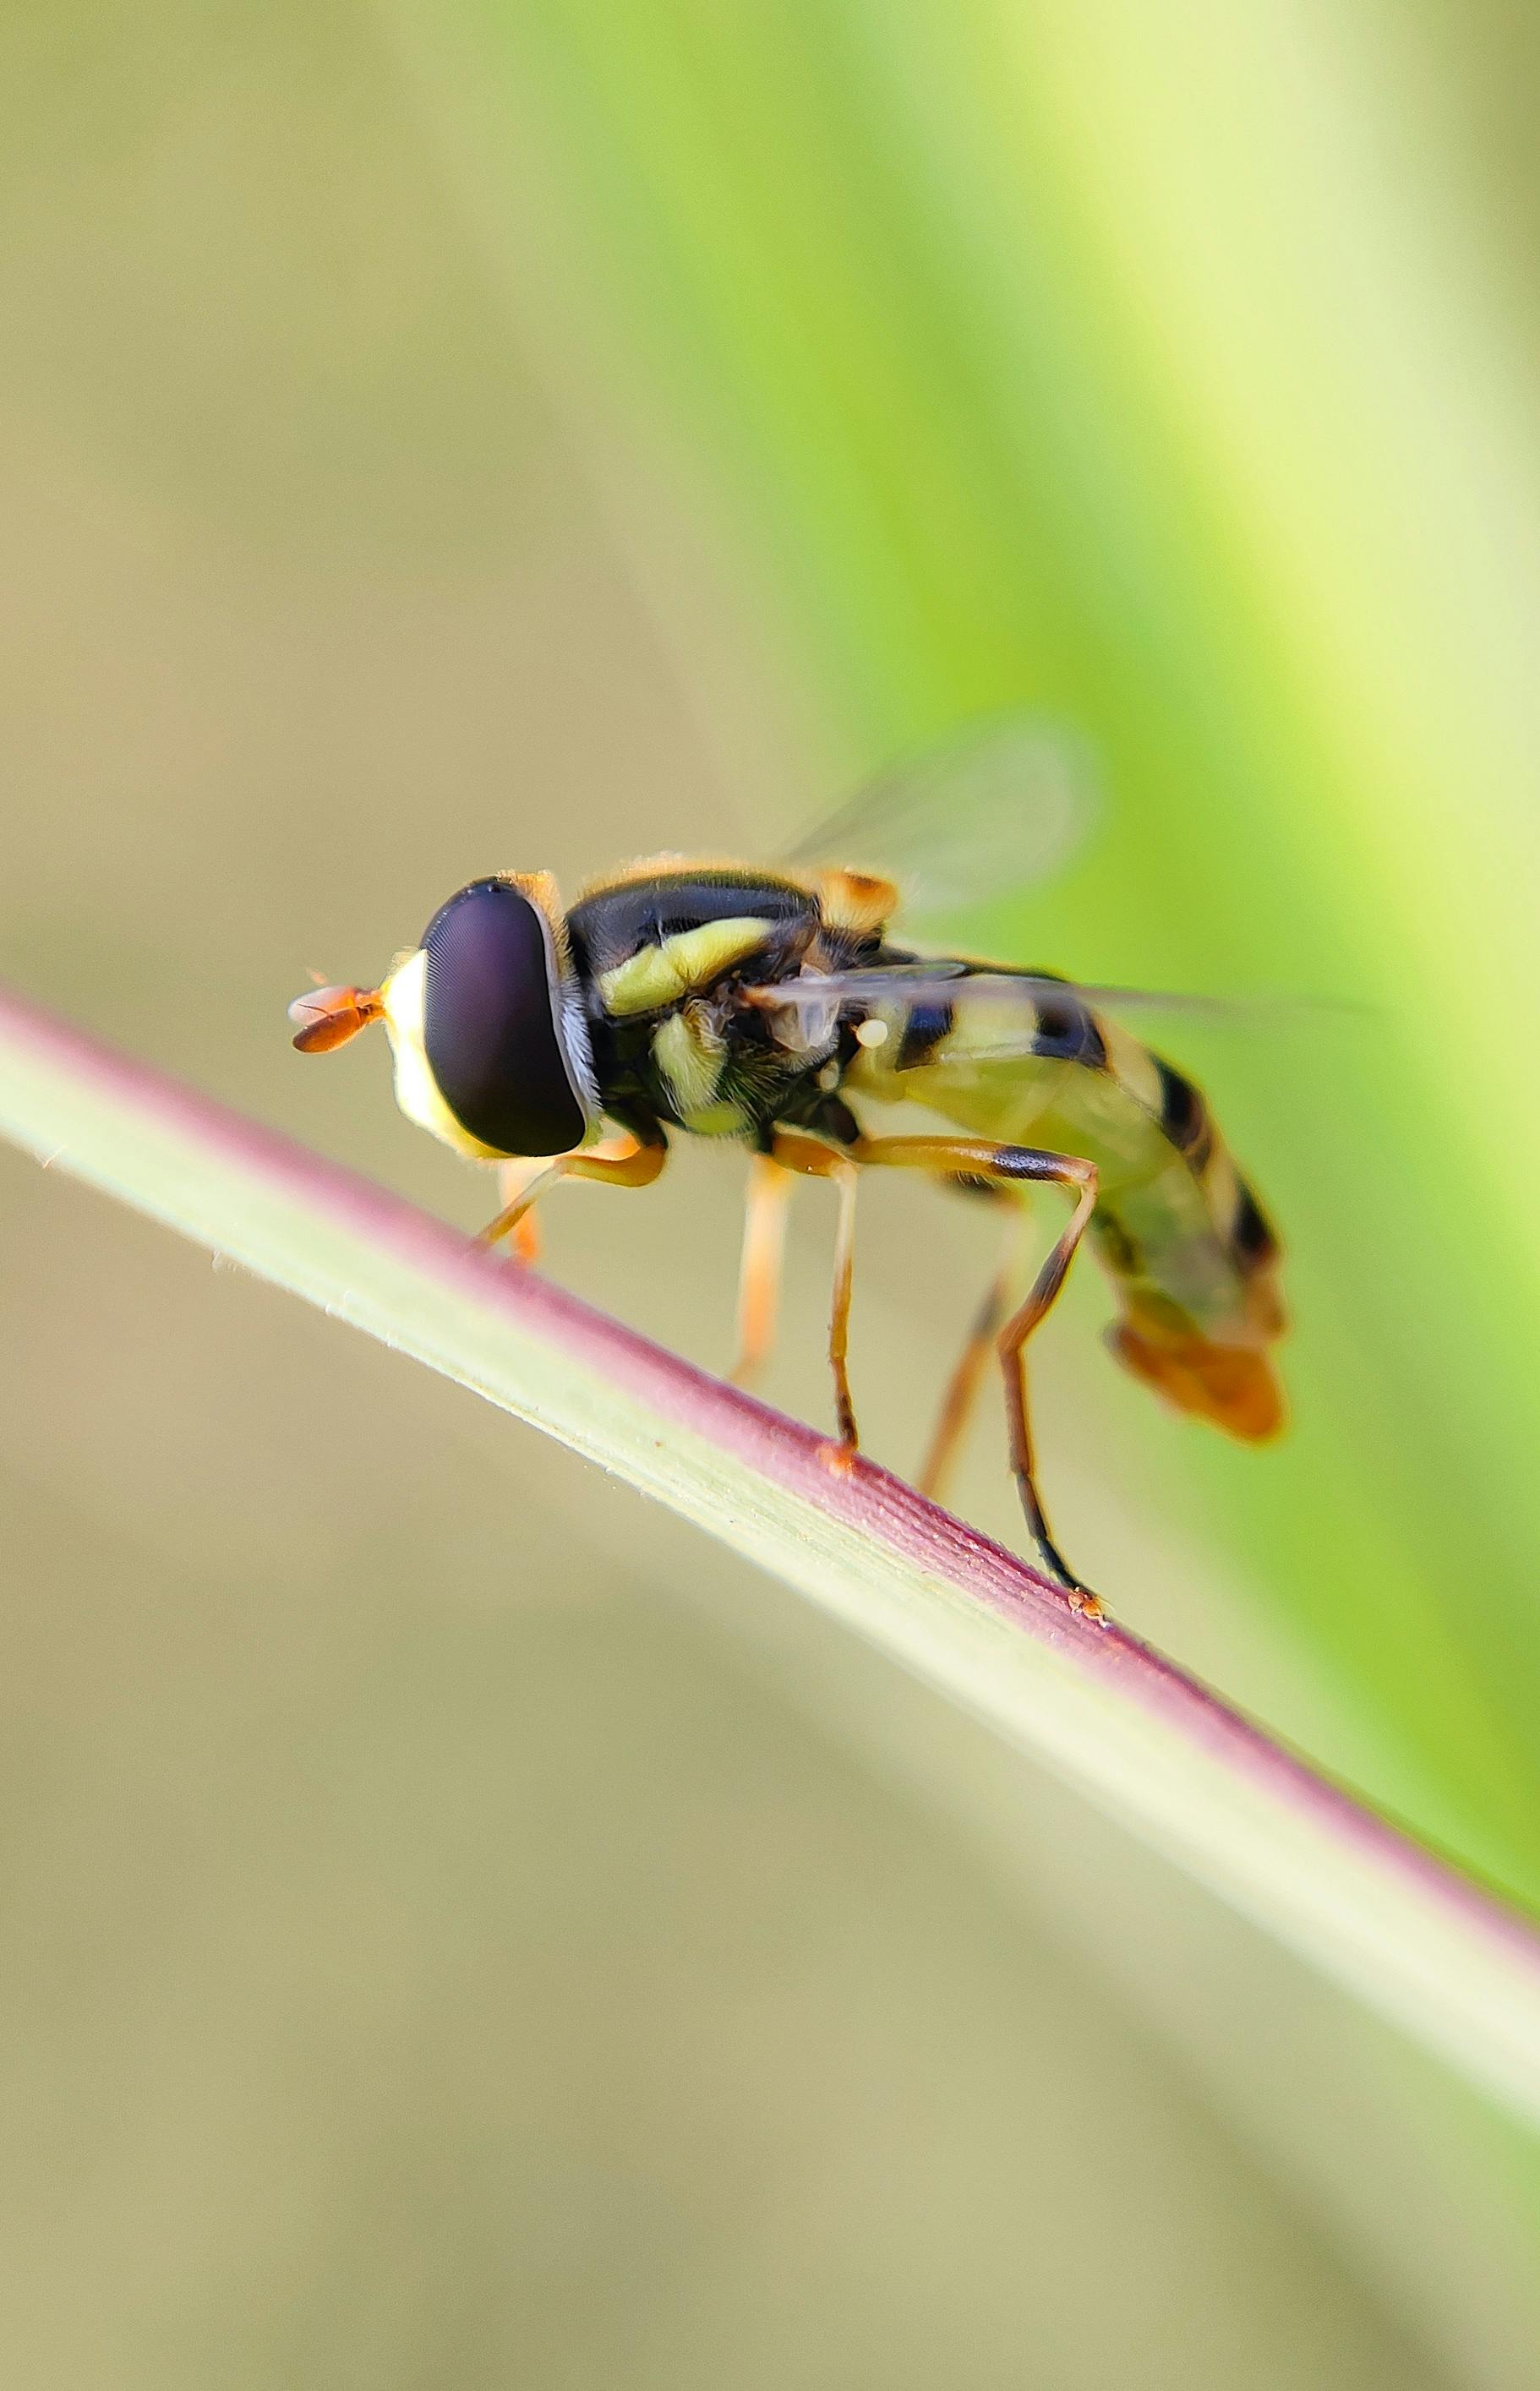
[848, 1136, 1101, 1614]
[477, 1132, 668, 1250]
[767, 1132, 860, 1452]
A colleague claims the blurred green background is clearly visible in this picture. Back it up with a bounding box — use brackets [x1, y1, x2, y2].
[3, 3, 1540, 2383]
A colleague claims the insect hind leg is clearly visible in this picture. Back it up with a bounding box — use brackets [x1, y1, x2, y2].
[995, 1155, 1100, 1613]
[849, 1135, 1104, 1617]
[917, 1195, 1027, 1505]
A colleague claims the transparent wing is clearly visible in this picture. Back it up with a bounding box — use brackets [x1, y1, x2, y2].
[738, 968, 1356, 1064]
[781, 714, 1099, 923]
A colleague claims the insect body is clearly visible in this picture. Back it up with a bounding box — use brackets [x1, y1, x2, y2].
[290, 807, 1285, 1617]
[835, 961, 1285, 1444]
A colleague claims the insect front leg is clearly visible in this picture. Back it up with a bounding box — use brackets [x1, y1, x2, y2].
[495, 1159, 549, 1264]
[477, 1131, 668, 1251]
[848, 1135, 1103, 1617]
[731, 1153, 795, 1388]
[767, 1131, 860, 1456]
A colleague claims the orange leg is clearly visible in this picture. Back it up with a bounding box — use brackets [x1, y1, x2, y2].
[732, 1154, 795, 1388]
[916, 1202, 1027, 1505]
[996, 1166, 1100, 1615]
[495, 1160, 548, 1264]
[767, 1133, 860, 1453]
[846, 1136, 1102, 1615]
[478, 1133, 667, 1249]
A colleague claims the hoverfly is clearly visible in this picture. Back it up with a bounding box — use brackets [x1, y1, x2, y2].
[288, 722, 1286, 1616]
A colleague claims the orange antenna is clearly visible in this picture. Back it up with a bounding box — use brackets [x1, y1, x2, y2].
[287, 984, 383, 1055]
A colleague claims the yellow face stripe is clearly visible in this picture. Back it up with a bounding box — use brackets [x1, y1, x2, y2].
[597, 917, 773, 1017]
[380, 948, 505, 1160]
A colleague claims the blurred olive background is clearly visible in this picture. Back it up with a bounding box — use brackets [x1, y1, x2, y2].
[3, 3, 1540, 2384]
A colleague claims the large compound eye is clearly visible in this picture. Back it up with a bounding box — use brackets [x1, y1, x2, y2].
[421, 879, 591, 1157]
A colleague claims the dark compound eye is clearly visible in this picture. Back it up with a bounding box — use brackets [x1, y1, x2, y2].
[421, 880, 591, 1157]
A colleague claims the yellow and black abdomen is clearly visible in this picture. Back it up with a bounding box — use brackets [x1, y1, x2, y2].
[846, 977, 1286, 1440]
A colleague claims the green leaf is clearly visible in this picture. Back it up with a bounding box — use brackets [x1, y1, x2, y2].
[5, 980, 1540, 2126]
